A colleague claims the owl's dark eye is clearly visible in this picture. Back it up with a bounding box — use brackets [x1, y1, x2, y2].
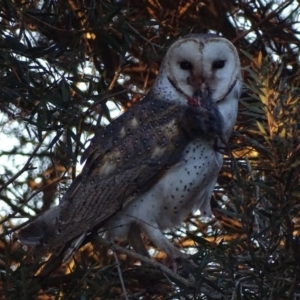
[212, 60, 225, 69]
[179, 61, 193, 70]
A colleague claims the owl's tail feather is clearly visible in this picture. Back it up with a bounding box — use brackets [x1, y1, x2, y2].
[18, 206, 61, 247]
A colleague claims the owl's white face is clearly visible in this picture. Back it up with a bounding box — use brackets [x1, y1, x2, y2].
[152, 35, 241, 105]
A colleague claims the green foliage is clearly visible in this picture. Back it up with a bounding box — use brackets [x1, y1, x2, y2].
[0, 0, 300, 299]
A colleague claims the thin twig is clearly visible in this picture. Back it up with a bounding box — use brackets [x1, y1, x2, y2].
[82, 90, 127, 117]
[113, 251, 129, 300]
[0, 134, 48, 194]
[232, 0, 293, 44]
[94, 236, 195, 288]
[108, 65, 122, 91]
[233, 132, 270, 157]
[125, 22, 162, 49]
[245, 157, 260, 233]
[0, 176, 67, 236]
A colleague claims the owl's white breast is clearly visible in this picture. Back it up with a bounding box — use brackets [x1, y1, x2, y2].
[104, 138, 222, 240]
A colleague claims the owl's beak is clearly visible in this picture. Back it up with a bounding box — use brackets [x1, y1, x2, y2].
[197, 76, 204, 85]
[194, 82, 210, 99]
[190, 74, 209, 94]
[187, 82, 211, 108]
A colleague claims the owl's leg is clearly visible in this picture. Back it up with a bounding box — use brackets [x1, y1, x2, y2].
[140, 223, 186, 260]
[140, 224, 198, 273]
[213, 137, 229, 155]
[127, 224, 150, 257]
[62, 232, 87, 262]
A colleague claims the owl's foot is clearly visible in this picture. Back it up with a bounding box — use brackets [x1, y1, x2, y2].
[139, 223, 197, 276]
[214, 144, 227, 154]
[213, 136, 230, 154]
[162, 253, 197, 275]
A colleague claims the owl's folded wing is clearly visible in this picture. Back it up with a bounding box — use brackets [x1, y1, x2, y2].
[18, 96, 206, 254]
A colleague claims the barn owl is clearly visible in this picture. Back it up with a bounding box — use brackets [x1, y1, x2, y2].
[18, 34, 242, 261]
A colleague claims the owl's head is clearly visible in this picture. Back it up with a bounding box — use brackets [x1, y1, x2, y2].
[152, 34, 241, 105]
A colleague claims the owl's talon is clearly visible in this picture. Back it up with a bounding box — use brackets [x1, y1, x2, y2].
[161, 254, 197, 279]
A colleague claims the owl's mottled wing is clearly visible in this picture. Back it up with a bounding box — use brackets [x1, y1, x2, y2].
[18, 96, 201, 254]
